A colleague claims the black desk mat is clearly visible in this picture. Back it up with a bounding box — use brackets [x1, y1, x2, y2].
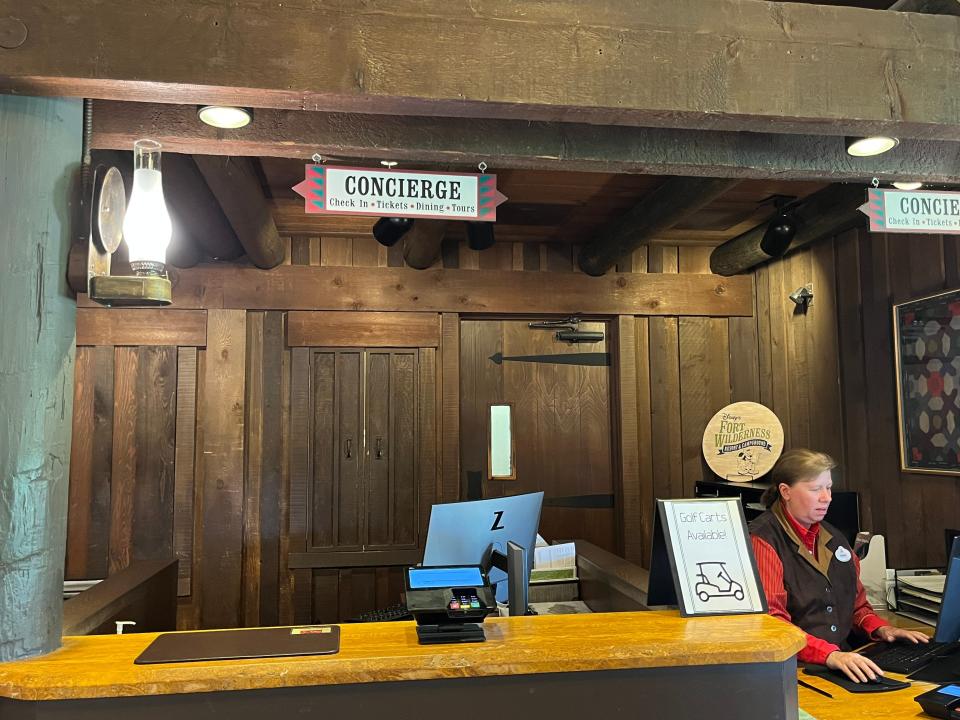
[135, 625, 340, 664]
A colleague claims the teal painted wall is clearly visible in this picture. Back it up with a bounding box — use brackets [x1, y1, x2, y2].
[0, 95, 80, 660]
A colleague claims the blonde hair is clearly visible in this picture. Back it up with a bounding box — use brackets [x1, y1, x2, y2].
[761, 448, 837, 508]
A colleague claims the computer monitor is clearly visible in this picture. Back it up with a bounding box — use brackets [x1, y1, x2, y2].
[935, 536, 960, 644]
[422, 492, 544, 612]
[946, 529, 960, 568]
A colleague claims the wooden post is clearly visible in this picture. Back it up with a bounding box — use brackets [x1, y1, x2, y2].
[577, 177, 739, 276]
[402, 221, 448, 270]
[709, 184, 866, 276]
[0, 96, 81, 660]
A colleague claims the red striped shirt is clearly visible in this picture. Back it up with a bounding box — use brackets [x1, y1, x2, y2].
[751, 534, 888, 664]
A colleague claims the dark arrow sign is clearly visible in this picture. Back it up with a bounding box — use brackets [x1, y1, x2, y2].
[489, 352, 610, 367]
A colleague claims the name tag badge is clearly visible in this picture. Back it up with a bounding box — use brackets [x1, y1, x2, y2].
[835, 546, 852, 563]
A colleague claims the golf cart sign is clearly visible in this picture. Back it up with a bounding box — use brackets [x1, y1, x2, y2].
[859, 188, 960, 234]
[292, 165, 508, 221]
[651, 499, 767, 617]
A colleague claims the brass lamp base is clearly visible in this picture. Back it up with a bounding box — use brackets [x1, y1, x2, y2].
[89, 275, 172, 307]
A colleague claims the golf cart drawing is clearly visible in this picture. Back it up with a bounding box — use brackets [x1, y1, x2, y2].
[694, 562, 745, 602]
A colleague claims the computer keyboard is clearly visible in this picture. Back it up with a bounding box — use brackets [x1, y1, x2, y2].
[860, 641, 957, 673]
[352, 603, 414, 623]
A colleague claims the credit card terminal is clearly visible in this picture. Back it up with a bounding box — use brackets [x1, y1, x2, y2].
[404, 565, 496, 644]
[916, 684, 960, 719]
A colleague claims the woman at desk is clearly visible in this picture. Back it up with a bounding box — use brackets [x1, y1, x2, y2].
[749, 449, 928, 683]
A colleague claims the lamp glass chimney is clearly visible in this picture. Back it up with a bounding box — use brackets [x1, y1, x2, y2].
[122, 139, 172, 276]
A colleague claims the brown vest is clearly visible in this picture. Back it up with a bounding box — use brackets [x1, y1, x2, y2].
[750, 504, 859, 649]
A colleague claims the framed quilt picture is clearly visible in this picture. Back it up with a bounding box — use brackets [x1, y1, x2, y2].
[894, 288, 960, 474]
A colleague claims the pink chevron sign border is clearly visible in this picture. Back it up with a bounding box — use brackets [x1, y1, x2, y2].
[292, 165, 508, 221]
[858, 188, 960, 234]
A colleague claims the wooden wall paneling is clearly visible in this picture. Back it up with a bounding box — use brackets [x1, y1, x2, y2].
[387, 243, 404, 268]
[460, 240, 480, 270]
[87, 347, 115, 580]
[109, 347, 138, 574]
[460, 321, 504, 499]
[440, 313, 460, 503]
[728, 246, 760, 404]
[281, 235, 292, 265]
[634, 316, 655, 566]
[347, 568, 377, 620]
[544, 244, 573, 273]
[764, 256, 793, 443]
[366, 350, 392, 546]
[335, 351, 363, 547]
[418, 348, 439, 543]
[441, 238, 460, 269]
[173, 347, 197, 598]
[352, 236, 387, 268]
[647, 247, 684, 500]
[754, 263, 775, 408]
[615, 317, 641, 564]
[199, 309, 247, 629]
[178, 348, 206, 630]
[783, 248, 814, 449]
[858, 233, 904, 564]
[278, 345, 294, 624]
[834, 229, 872, 527]
[678, 247, 731, 493]
[287, 311, 441, 348]
[291, 236, 311, 265]
[389, 351, 418, 546]
[512, 242, 524, 271]
[258, 312, 284, 626]
[522, 242, 540, 271]
[288, 347, 312, 623]
[807, 239, 844, 467]
[66, 348, 94, 580]
[311, 569, 339, 624]
[310, 351, 337, 550]
[375, 566, 406, 610]
[309, 237, 322, 266]
[242, 313, 265, 626]
[132, 346, 177, 563]
[76, 309, 207, 347]
[320, 237, 351, 267]
[501, 320, 538, 501]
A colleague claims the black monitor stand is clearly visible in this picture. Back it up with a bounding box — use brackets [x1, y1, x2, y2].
[488, 540, 529, 616]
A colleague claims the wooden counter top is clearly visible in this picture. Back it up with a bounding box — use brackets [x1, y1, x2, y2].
[799, 671, 934, 720]
[0, 611, 805, 701]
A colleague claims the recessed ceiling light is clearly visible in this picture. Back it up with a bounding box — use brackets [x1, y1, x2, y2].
[197, 105, 253, 129]
[892, 181, 923, 191]
[845, 135, 899, 157]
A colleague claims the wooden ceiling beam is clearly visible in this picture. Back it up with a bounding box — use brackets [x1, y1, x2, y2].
[192, 156, 285, 269]
[402, 221, 448, 270]
[577, 178, 741, 276]
[3, 1, 960, 140]
[709, 185, 866, 276]
[890, 0, 960, 15]
[92, 102, 960, 185]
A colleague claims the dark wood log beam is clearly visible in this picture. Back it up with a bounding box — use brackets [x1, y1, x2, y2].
[402, 221, 448, 270]
[2, 1, 960, 140]
[709, 184, 866, 276]
[577, 177, 740, 276]
[890, 0, 960, 15]
[92, 102, 960, 184]
[192, 156, 284, 269]
[77, 264, 753, 317]
[163, 153, 243, 263]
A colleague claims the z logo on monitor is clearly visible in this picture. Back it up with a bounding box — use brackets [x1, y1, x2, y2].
[491, 511, 505, 531]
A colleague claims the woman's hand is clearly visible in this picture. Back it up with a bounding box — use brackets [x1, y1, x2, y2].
[825, 651, 884, 683]
[872, 626, 929, 644]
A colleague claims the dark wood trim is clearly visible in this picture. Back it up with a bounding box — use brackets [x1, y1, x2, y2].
[5, 1, 959, 140]
[287, 312, 440, 348]
[92, 102, 960, 183]
[440, 313, 460, 503]
[614, 317, 643, 565]
[577, 178, 740, 276]
[62, 559, 178, 635]
[76, 309, 207, 347]
[78, 265, 754, 317]
[288, 549, 421, 569]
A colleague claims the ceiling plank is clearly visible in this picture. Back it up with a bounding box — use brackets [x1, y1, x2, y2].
[889, 0, 960, 14]
[709, 185, 866, 275]
[92, 102, 960, 184]
[7, 1, 959, 140]
[577, 178, 741, 276]
[193, 156, 285, 269]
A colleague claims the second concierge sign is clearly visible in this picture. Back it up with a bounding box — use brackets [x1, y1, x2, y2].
[293, 165, 508, 221]
[860, 188, 960, 234]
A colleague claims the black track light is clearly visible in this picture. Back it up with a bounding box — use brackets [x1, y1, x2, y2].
[373, 217, 414, 247]
[465, 221, 495, 251]
[759, 212, 797, 258]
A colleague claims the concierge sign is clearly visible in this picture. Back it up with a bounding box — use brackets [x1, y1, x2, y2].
[860, 188, 960, 234]
[292, 165, 508, 221]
